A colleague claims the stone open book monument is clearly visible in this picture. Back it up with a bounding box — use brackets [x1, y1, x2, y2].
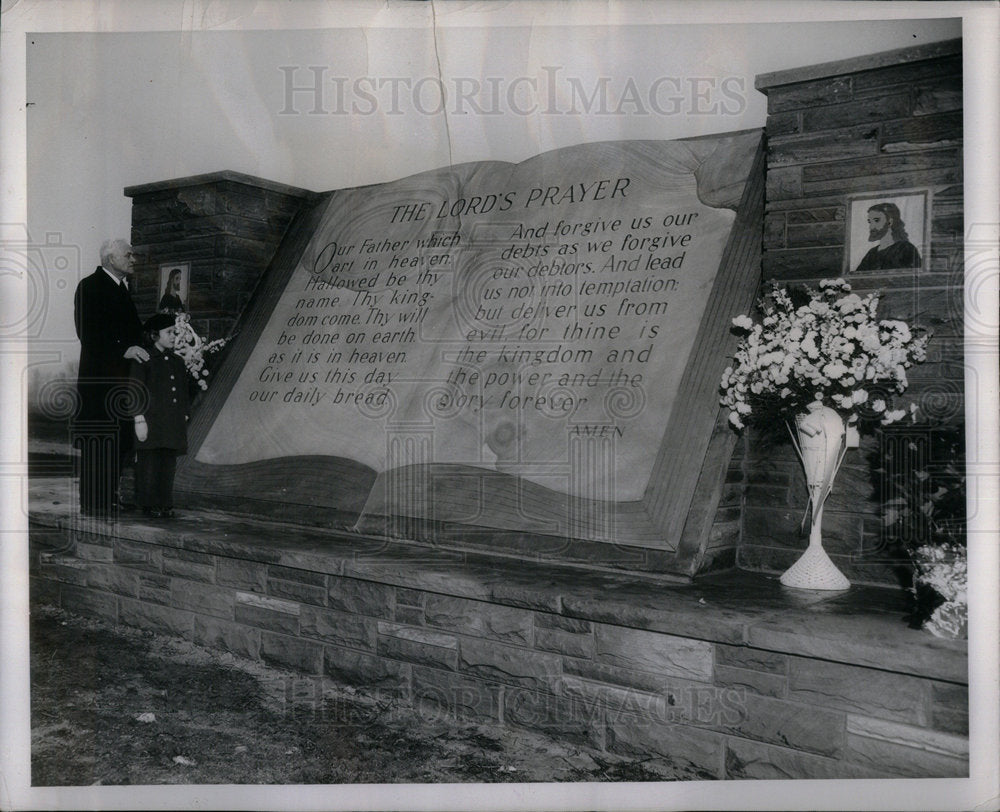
[176, 131, 764, 578]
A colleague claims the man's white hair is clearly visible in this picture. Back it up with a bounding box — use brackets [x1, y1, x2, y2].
[100, 238, 131, 267]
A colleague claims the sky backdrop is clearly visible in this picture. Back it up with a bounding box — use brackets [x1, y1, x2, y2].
[14, 5, 965, 372]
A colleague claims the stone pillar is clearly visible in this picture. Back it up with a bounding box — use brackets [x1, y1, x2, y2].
[125, 171, 315, 341]
[745, 39, 964, 585]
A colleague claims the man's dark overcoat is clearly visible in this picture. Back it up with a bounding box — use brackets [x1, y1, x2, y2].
[74, 267, 143, 421]
[73, 266, 143, 513]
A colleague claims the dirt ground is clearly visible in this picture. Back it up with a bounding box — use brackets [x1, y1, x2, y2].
[29, 605, 685, 786]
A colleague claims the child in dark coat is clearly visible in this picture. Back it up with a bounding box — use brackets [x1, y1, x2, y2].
[130, 313, 189, 518]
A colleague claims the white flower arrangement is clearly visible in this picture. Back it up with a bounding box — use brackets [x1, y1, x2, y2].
[912, 542, 967, 639]
[171, 313, 230, 390]
[720, 279, 928, 430]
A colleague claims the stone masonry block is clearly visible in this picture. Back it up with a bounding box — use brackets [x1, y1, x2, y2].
[376, 622, 455, 647]
[801, 92, 910, 131]
[162, 549, 216, 583]
[163, 547, 216, 565]
[741, 483, 796, 511]
[393, 605, 424, 626]
[459, 637, 561, 691]
[725, 736, 883, 781]
[593, 625, 713, 681]
[714, 665, 786, 699]
[410, 666, 501, 725]
[534, 613, 592, 634]
[803, 166, 961, 199]
[260, 631, 323, 674]
[534, 627, 595, 660]
[377, 623, 458, 671]
[714, 694, 846, 758]
[137, 573, 171, 606]
[504, 686, 604, 749]
[565, 656, 686, 693]
[913, 77, 963, 116]
[234, 592, 300, 635]
[194, 615, 261, 661]
[845, 732, 967, 778]
[765, 110, 800, 137]
[119, 597, 194, 638]
[85, 563, 139, 598]
[765, 166, 802, 201]
[707, 520, 740, 551]
[327, 577, 394, 619]
[424, 594, 532, 646]
[801, 147, 960, 183]
[743, 505, 860, 555]
[763, 212, 786, 249]
[41, 557, 89, 586]
[238, 592, 300, 611]
[563, 659, 722, 725]
[395, 587, 425, 607]
[559, 674, 668, 722]
[268, 578, 327, 607]
[787, 657, 927, 725]
[852, 55, 962, 94]
[606, 712, 725, 779]
[929, 682, 968, 735]
[73, 528, 110, 550]
[76, 542, 114, 562]
[217, 558, 267, 593]
[785, 222, 845, 248]
[113, 540, 164, 573]
[323, 648, 409, 694]
[761, 246, 842, 280]
[767, 125, 881, 166]
[881, 287, 962, 336]
[847, 715, 968, 759]
[712, 505, 741, 524]
[300, 605, 377, 651]
[267, 564, 326, 586]
[718, 480, 743, 504]
[766, 75, 853, 113]
[60, 585, 117, 621]
[785, 206, 844, 225]
[170, 579, 234, 620]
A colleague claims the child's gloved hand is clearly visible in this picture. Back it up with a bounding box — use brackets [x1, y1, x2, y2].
[135, 420, 148, 443]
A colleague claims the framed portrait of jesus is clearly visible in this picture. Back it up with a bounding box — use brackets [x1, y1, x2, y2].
[846, 190, 930, 274]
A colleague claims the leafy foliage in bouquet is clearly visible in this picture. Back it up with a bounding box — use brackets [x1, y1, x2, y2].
[170, 313, 231, 391]
[875, 423, 966, 555]
[720, 279, 929, 431]
[872, 423, 967, 632]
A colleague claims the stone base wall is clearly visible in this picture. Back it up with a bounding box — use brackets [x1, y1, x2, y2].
[31, 525, 968, 780]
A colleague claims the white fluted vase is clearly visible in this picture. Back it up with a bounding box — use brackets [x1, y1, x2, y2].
[780, 401, 851, 591]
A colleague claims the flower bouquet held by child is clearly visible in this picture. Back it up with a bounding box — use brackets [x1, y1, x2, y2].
[171, 312, 230, 391]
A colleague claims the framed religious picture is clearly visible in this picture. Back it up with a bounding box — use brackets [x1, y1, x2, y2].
[845, 189, 930, 274]
[157, 262, 189, 313]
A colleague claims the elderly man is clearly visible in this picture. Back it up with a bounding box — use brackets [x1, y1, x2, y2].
[73, 239, 149, 517]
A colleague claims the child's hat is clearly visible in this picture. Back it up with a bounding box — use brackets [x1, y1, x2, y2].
[144, 313, 177, 332]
